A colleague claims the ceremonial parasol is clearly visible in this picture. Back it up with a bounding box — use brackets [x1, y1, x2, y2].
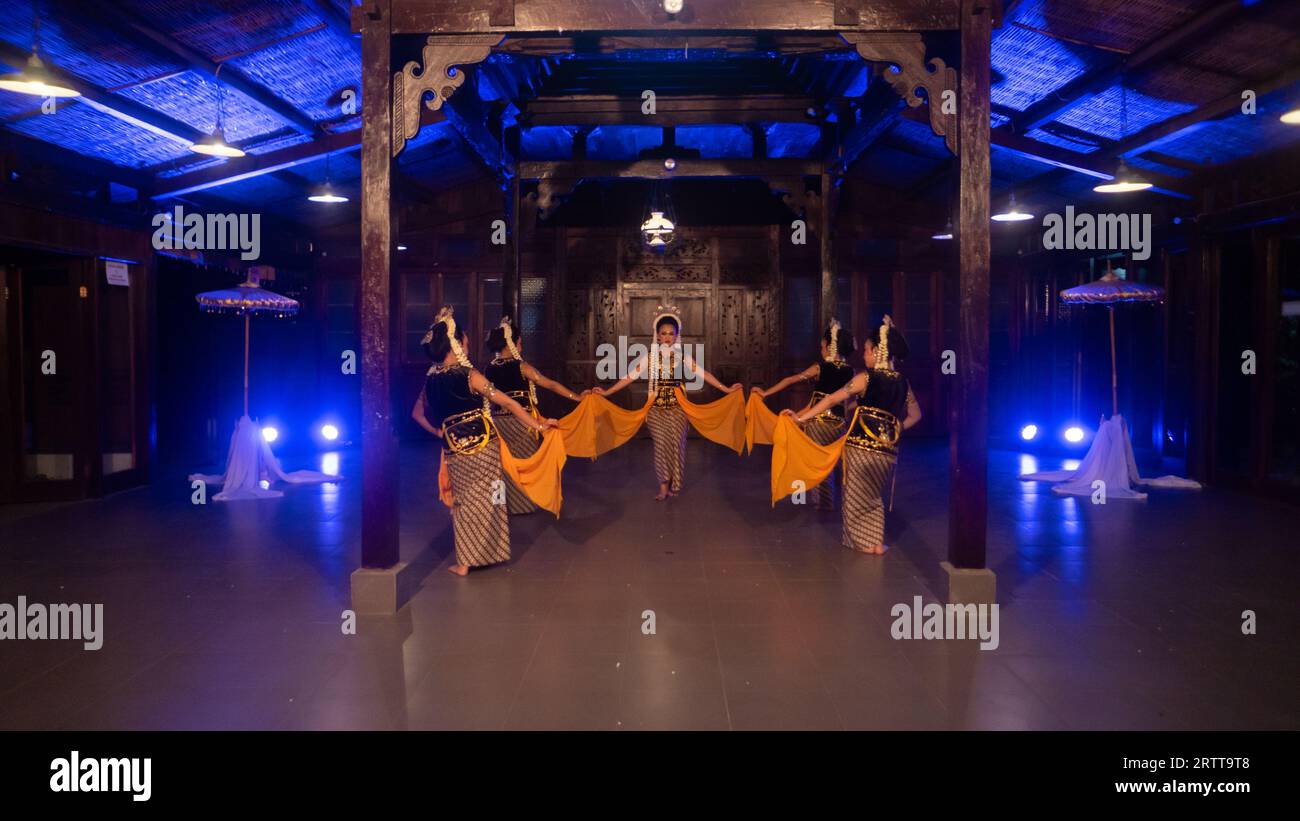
[189, 272, 339, 501]
[1020, 263, 1196, 498]
[195, 276, 299, 416]
[1060, 263, 1164, 417]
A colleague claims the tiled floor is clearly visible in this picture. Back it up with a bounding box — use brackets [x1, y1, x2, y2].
[0, 438, 1295, 730]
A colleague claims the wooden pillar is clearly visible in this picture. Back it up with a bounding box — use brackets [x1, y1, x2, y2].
[949, 0, 992, 570]
[358, 0, 398, 569]
[503, 174, 521, 323]
[819, 169, 838, 328]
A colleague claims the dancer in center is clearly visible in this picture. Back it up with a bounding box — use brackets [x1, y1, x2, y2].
[753, 319, 855, 510]
[483, 317, 587, 514]
[786, 316, 921, 554]
[593, 307, 741, 500]
[411, 308, 558, 576]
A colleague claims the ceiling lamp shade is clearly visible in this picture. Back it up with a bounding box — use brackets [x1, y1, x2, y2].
[307, 183, 348, 203]
[0, 4, 78, 98]
[932, 218, 954, 240]
[1093, 158, 1152, 194]
[992, 192, 1033, 222]
[190, 127, 245, 158]
[307, 153, 348, 202]
[0, 52, 79, 98]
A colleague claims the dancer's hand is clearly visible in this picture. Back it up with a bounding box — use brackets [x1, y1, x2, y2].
[591, 387, 608, 396]
[751, 386, 766, 397]
[727, 382, 742, 393]
[780, 409, 796, 419]
[541, 418, 560, 430]
[580, 389, 593, 397]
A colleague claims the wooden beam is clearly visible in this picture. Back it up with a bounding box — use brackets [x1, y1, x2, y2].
[0, 129, 152, 190]
[519, 158, 820, 180]
[152, 110, 444, 199]
[308, 0, 362, 53]
[0, 41, 205, 146]
[1114, 63, 1300, 159]
[950, 0, 991, 571]
[382, 0, 961, 33]
[523, 94, 820, 126]
[493, 33, 852, 56]
[832, 79, 905, 175]
[988, 122, 1191, 199]
[1009, 0, 1253, 133]
[443, 70, 507, 178]
[76, 3, 324, 137]
[359, 0, 399, 570]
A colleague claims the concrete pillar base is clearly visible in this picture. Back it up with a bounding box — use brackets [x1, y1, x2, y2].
[940, 561, 997, 604]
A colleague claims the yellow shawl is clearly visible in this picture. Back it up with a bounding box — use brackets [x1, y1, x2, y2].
[770, 414, 848, 506]
[673, 387, 746, 455]
[438, 427, 568, 517]
[743, 392, 781, 454]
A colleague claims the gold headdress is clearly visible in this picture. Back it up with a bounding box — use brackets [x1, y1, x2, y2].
[826, 318, 843, 362]
[875, 314, 894, 372]
[499, 316, 521, 360]
[499, 316, 539, 407]
[650, 304, 683, 393]
[424, 306, 473, 370]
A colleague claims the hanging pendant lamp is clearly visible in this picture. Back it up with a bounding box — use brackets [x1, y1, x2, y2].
[0, 2, 79, 98]
[1095, 75, 1151, 194]
[191, 65, 245, 158]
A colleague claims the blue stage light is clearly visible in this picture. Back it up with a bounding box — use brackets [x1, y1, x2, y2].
[321, 424, 339, 441]
[261, 426, 279, 443]
[1064, 426, 1085, 444]
[1020, 424, 1039, 441]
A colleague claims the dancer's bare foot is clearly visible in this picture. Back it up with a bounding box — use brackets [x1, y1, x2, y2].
[655, 482, 670, 501]
[870, 544, 889, 555]
[447, 563, 469, 576]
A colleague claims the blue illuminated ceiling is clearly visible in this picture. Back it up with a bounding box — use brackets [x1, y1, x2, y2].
[0, 0, 1297, 226]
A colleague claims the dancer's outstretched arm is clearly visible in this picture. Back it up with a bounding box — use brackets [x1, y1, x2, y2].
[591, 354, 646, 398]
[520, 361, 588, 402]
[787, 372, 867, 423]
[752, 363, 817, 398]
[468, 370, 558, 432]
[684, 356, 741, 393]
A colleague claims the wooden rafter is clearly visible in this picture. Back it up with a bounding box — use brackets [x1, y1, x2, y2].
[0, 41, 205, 146]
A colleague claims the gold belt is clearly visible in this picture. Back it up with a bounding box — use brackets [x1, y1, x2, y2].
[491, 389, 533, 414]
[844, 405, 901, 454]
[808, 390, 846, 423]
[442, 408, 495, 454]
[652, 383, 680, 407]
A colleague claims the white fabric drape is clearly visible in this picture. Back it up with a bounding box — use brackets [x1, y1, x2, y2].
[188, 415, 341, 501]
[1019, 414, 1200, 500]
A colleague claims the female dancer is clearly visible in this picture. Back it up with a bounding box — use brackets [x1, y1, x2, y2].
[411, 308, 558, 576]
[593, 307, 741, 500]
[786, 316, 920, 554]
[482, 317, 586, 514]
[753, 319, 855, 510]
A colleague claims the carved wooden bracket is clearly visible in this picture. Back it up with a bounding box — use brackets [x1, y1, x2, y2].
[393, 35, 501, 157]
[761, 175, 819, 222]
[524, 176, 580, 221]
[841, 32, 957, 155]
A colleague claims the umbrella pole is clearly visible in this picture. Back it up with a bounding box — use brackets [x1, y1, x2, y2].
[1108, 305, 1118, 418]
[243, 313, 249, 420]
